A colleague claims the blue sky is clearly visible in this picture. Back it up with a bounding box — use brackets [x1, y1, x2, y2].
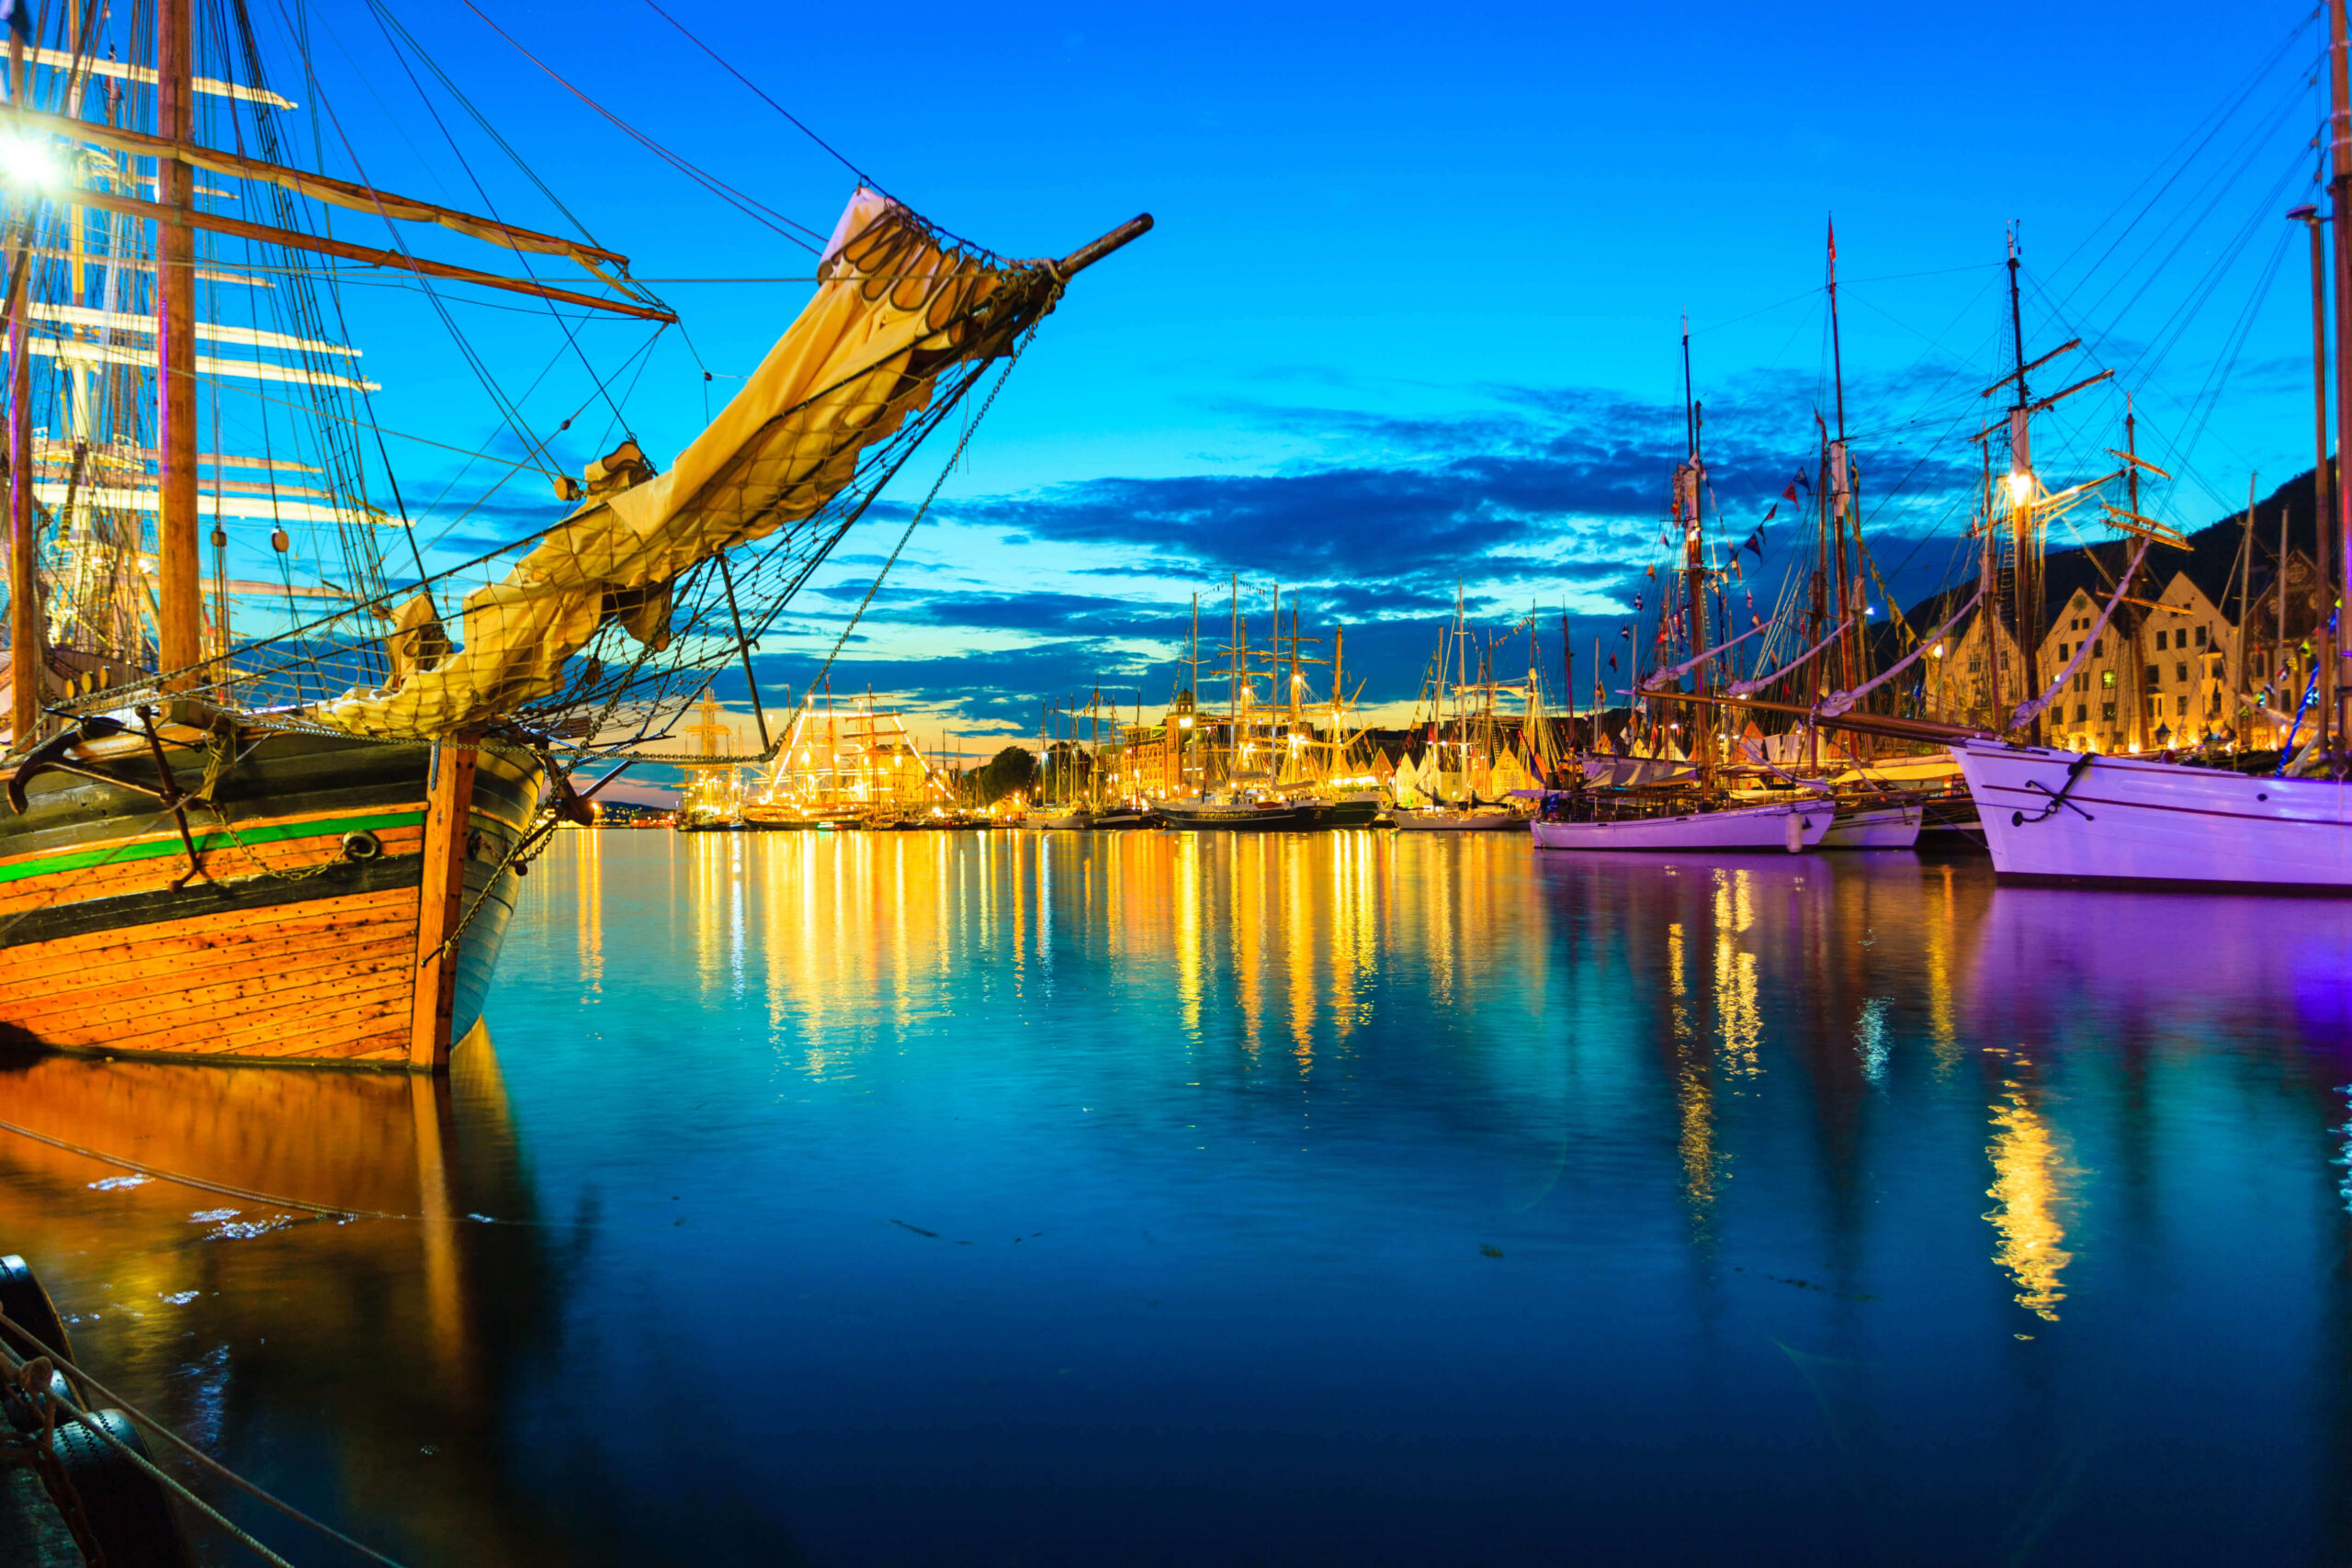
[196, 0, 2331, 764]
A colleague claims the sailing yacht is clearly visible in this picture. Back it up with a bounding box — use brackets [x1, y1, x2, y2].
[0, 3, 1148, 1063]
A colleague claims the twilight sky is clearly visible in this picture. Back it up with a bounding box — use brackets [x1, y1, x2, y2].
[209, 0, 2330, 766]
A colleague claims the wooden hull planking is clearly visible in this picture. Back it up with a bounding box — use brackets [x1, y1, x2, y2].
[0, 727, 539, 1067]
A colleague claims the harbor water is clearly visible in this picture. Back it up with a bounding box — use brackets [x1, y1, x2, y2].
[4, 829, 2350, 1564]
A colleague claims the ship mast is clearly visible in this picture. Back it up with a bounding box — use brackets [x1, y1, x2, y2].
[2004, 228, 2044, 746]
[1679, 320, 1712, 783]
[2329, 0, 2351, 750]
[6, 20, 33, 742]
[155, 0, 201, 685]
[1826, 218, 1863, 699]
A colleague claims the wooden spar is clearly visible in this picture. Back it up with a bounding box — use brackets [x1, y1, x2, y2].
[19, 45, 294, 110]
[2099, 503, 2192, 551]
[1055, 214, 1153, 276]
[1979, 337, 2081, 399]
[65, 186, 678, 324]
[11, 109, 639, 286]
[1647, 685, 1996, 745]
[408, 740, 477, 1070]
[155, 0, 201, 686]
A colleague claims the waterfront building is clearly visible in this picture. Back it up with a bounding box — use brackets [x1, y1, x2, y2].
[1910, 538, 2329, 753]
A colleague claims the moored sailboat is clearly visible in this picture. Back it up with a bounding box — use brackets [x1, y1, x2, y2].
[0, 4, 1149, 1064]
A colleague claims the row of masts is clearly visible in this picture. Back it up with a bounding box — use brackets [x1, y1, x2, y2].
[4, 0, 673, 746]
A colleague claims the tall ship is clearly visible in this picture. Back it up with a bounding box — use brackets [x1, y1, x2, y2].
[0, 0, 1148, 1065]
[1940, 54, 2350, 890]
[742, 690, 954, 829]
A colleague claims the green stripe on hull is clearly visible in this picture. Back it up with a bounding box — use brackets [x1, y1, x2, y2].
[0, 808, 426, 886]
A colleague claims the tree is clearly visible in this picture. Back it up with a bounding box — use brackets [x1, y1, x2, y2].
[969, 745, 1036, 804]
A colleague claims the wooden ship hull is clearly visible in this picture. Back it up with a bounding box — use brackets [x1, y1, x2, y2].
[0, 719, 540, 1068]
[1157, 799, 1322, 831]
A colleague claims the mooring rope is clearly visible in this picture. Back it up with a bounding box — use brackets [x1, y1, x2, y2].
[0, 1118, 535, 1226]
[3, 1308, 412, 1567]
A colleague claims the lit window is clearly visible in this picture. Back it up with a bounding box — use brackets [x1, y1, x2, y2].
[2101, 670, 2116, 689]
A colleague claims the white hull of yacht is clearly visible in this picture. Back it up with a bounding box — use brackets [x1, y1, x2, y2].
[1530, 801, 1831, 853]
[1820, 803, 1924, 850]
[1954, 739, 2352, 890]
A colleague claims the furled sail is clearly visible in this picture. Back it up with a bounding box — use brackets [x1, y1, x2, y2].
[313, 190, 1064, 739]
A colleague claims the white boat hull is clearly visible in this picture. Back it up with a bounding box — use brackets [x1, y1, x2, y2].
[1030, 810, 1092, 830]
[1819, 803, 1923, 851]
[1954, 739, 2352, 889]
[1530, 801, 1831, 852]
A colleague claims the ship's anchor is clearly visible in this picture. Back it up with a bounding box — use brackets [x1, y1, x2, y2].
[2012, 752, 2097, 828]
[6, 705, 213, 888]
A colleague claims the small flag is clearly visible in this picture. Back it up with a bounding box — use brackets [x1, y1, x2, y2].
[1759, 502, 1778, 525]
[1742, 527, 1766, 558]
[1781, 480, 1798, 502]
[1794, 469, 1812, 497]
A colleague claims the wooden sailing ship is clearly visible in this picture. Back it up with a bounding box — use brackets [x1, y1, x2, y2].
[743, 691, 954, 829]
[0, 1, 1148, 1065]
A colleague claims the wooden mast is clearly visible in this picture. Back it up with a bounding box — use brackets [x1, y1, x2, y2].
[5, 21, 31, 745]
[1826, 219, 1858, 694]
[1678, 316, 1712, 782]
[2329, 0, 2351, 750]
[2004, 227, 2043, 746]
[2300, 201, 2332, 749]
[154, 0, 199, 686]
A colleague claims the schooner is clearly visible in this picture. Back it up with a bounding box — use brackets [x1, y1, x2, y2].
[0, 0, 1147, 1065]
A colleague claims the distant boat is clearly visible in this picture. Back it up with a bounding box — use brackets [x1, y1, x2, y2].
[1820, 799, 1924, 850]
[1158, 796, 1320, 831]
[1531, 794, 1829, 852]
[1393, 805, 1524, 832]
[1031, 806, 1093, 830]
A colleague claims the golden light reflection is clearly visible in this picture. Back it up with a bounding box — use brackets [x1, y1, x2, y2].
[1927, 865, 1959, 1074]
[576, 823, 603, 995]
[1984, 1077, 2073, 1321]
[1710, 872, 1762, 1077]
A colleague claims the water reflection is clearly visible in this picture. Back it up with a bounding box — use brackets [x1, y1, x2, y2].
[4, 835, 2352, 1564]
[0, 1038, 555, 1565]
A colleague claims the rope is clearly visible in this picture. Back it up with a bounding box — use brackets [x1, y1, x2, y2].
[0, 1119, 406, 1220]
[2, 1310, 410, 1567]
[772, 332, 1043, 747]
